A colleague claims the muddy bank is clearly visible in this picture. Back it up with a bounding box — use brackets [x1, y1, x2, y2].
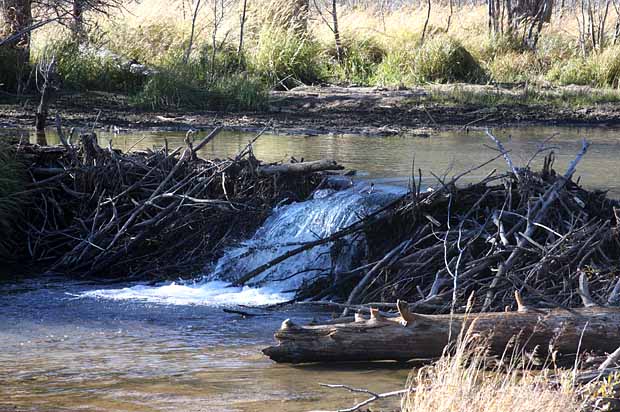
[2, 85, 620, 136]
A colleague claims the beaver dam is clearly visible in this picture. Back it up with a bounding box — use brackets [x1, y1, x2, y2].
[3, 127, 620, 411]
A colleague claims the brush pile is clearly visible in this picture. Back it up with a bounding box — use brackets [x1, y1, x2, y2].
[354, 141, 620, 313]
[14, 129, 341, 278]
[241, 137, 620, 313]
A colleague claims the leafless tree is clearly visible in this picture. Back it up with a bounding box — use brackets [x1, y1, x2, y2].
[421, 0, 431, 42]
[488, 0, 554, 48]
[237, 0, 247, 57]
[313, 0, 342, 61]
[184, 0, 202, 63]
[35, 53, 60, 142]
[1, 0, 33, 93]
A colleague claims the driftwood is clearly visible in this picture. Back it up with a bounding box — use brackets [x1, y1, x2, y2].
[263, 303, 620, 363]
[257, 159, 344, 176]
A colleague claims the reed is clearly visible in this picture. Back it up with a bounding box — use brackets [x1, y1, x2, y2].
[401, 327, 581, 412]
[0, 141, 27, 261]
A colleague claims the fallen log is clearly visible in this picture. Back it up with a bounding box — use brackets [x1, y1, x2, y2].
[263, 302, 620, 363]
[257, 159, 344, 176]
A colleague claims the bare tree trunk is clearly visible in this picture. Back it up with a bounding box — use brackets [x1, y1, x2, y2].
[71, 0, 84, 41]
[1, 0, 33, 93]
[421, 0, 432, 43]
[237, 0, 247, 57]
[184, 0, 201, 64]
[446, 0, 454, 31]
[35, 56, 58, 142]
[331, 0, 342, 62]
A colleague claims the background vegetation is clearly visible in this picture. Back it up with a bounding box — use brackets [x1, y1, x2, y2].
[4, 0, 620, 110]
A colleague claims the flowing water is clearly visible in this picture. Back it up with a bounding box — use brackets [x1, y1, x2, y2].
[2, 126, 620, 412]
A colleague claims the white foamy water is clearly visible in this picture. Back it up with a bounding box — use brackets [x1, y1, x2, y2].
[79, 183, 404, 306]
[80, 280, 291, 306]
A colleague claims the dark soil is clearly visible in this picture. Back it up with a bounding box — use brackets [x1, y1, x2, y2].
[2, 85, 620, 136]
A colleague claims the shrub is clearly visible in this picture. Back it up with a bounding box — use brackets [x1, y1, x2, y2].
[597, 45, 620, 88]
[0, 141, 27, 261]
[251, 23, 325, 88]
[546, 56, 597, 86]
[50, 40, 146, 93]
[329, 35, 386, 85]
[489, 51, 544, 83]
[413, 35, 486, 83]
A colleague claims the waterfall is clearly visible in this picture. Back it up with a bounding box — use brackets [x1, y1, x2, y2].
[79, 183, 405, 306]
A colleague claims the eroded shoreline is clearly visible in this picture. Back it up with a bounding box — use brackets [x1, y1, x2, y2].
[3, 85, 620, 137]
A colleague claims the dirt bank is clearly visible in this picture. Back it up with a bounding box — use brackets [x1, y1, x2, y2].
[2, 84, 620, 136]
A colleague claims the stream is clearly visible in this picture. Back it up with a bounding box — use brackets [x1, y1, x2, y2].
[2, 126, 620, 411]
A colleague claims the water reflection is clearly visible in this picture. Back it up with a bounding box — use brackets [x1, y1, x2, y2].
[21, 125, 620, 197]
[0, 279, 408, 412]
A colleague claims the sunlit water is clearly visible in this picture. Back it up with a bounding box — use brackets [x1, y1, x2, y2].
[17, 125, 620, 196]
[2, 126, 620, 411]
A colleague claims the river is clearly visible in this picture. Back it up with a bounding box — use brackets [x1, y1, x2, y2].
[1, 126, 619, 412]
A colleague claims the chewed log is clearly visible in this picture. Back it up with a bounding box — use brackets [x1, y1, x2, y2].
[262, 307, 620, 363]
[257, 159, 344, 176]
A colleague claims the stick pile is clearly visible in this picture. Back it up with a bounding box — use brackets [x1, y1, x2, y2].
[247, 138, 620, 313]
[16, 130, 337, 278]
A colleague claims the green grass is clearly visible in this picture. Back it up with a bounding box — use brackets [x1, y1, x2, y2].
[424, 84, 620, 108]
[16, 13, 620, 111]
[328, 35, 386, 85]
[251, 23, 326, 88]
[49, 40, 146, 93]
[0, 141, 27, 261]
[129, 49, 269, 111]
[374, 35, 486, 86]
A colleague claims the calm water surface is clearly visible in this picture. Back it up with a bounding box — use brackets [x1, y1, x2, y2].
[20, 125, 620, 196]
[2, 126, 620, 411]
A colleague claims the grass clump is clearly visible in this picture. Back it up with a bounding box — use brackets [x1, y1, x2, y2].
[0, 141, 27, 261]
[374, 35, 485, 86]
[329, 35, 386, 85]
[252, 24, 325, 88]
[413, 36, 486, 83]
[489, 51, 544, 83]
[546, 57, 598, 86]
[596, 46, 620, 88]
[402, 330, 581, 412]
[50, 40, 146, 93]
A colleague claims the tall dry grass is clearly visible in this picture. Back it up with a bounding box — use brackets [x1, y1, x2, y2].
[19, 0, 620, 107]
[401, 322, 583, 412]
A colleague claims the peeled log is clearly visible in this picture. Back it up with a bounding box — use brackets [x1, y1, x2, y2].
[257, 159, 344, 176]
[263, 307, 620, 363]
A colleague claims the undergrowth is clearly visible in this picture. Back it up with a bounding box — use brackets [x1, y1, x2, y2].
[401, 323, 583, 412]
[9, 2, 620, 109]
[0, 140, 27, 261]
